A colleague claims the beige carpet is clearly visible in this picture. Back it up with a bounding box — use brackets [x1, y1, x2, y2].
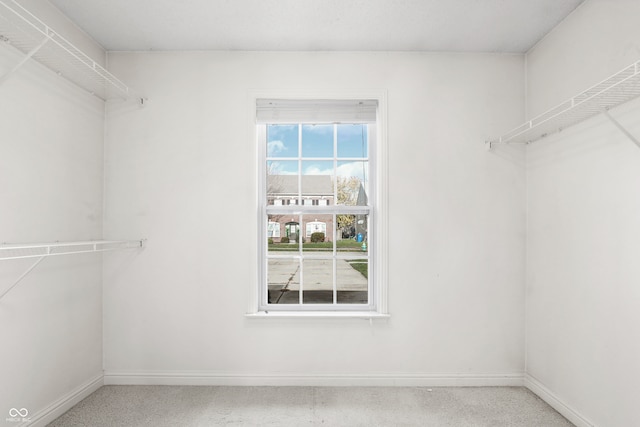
[48, 385, 574, 426]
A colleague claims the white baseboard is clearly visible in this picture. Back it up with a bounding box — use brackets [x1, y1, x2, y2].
[524, 374, 595, 427]
[104, 371, 524, 387]
[26, 374, 104, 427]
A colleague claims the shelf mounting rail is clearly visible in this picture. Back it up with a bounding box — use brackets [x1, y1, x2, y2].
[487, 60, 640, 148]
[0, 239, 145, 300]
[0, 0, 141, 101]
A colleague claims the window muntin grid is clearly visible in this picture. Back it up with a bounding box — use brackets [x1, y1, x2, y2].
[261, 123, 373, 311]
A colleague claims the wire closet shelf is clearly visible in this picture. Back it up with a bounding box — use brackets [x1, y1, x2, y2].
[0, 240, 145, 261]
[0, 0, 135, 101]
[488, 60, 640, 147]
[0, 240, 144, 300]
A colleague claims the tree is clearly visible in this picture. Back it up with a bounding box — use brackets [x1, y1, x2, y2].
[336, 176, 361, 205]
[336, 176, 363, 238]
[266, 162, 284, 196]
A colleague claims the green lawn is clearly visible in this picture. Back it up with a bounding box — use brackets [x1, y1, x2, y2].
[269, 239, 366, 251]
[346, 259, 368, 279]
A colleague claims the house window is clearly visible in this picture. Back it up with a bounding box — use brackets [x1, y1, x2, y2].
[267, 221, 281, 238]
[305, 221, 327, 238]
[256, 98, 386, 314]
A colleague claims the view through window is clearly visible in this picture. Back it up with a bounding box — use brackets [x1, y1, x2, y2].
[259, 106, 376, 310]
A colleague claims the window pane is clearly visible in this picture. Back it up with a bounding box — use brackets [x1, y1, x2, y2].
[301, 160, 334, 202]
[301, 124, 333, 158]
[267, 214, 301, 251]
[267, 124, 298, 158]
[337, 124, 368, 158]
[267, 258, 300, 304]
[337, 214, 368, 254]
[267, 160, 298, 202]
[337, 258, 368, 304]
[302, 258, 334, 304]
[336, 161, 368, 206]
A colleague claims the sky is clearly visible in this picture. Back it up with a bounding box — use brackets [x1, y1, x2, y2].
[267, 124, 369, 182]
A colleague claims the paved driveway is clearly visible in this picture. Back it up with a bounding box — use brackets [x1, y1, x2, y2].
[267, 253, 367, 304]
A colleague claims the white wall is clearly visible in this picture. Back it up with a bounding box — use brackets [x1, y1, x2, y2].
[0, 2, 105, 423]
[103, 51, 526, 383]
[526, 1, 640, 426]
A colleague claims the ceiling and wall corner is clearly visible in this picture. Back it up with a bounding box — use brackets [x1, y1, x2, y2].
[48, 0, 584, 53]
[526, 0, 640, 116]
[15, 0, 106, 65]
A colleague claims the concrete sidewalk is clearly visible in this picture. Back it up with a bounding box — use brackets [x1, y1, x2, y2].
[267, 252, 368, 304]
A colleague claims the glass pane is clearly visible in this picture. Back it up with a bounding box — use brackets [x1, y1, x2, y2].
[336, 161, 368, 206]
[301, 160, 334, 202]
[337, 214, 368, 254]
[337, 124, 368, 158]
[302, 258, 334, 304]
[301, 214, 334, 252]
[267, 214, 301, 250]
[267, 124, 298, 158]
[301, 124, 333, 158]
[267, 160, 298, 203]
[267, 214, 302, 250]
[337, 257, 368, 304]
[267, 258, 300, 304]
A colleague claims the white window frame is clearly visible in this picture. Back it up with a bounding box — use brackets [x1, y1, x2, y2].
[247, 90, 389, 318]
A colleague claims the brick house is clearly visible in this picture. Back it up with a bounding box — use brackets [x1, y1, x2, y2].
[267, 175, 334, 243]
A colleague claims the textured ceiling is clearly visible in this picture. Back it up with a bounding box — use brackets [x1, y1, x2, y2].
[50, 0, 585, 52]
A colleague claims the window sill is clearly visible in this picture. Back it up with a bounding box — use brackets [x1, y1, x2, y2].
[245, 311, 390, 319]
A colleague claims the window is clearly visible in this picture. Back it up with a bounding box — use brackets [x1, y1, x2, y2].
[255, 97, 386, 314]
[267, 221, 281, 238]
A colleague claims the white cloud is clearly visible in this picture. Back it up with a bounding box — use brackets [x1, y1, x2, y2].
[303, 165, 333, 175]
[337, 161, 368, 181]
[301, 161, 368, 181]
[267, 140, 286, 156]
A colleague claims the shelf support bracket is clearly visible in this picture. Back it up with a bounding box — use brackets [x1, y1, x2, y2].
[0, 254, 47, 301]
[0, 33, 52, 87]
[602, 109, 640, 149]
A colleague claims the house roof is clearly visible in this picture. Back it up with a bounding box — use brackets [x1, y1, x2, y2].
[268, 175, 333, 196]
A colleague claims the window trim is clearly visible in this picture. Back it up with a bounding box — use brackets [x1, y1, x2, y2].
[248, 90, 389, 317]
[261, 123, 373, 311]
